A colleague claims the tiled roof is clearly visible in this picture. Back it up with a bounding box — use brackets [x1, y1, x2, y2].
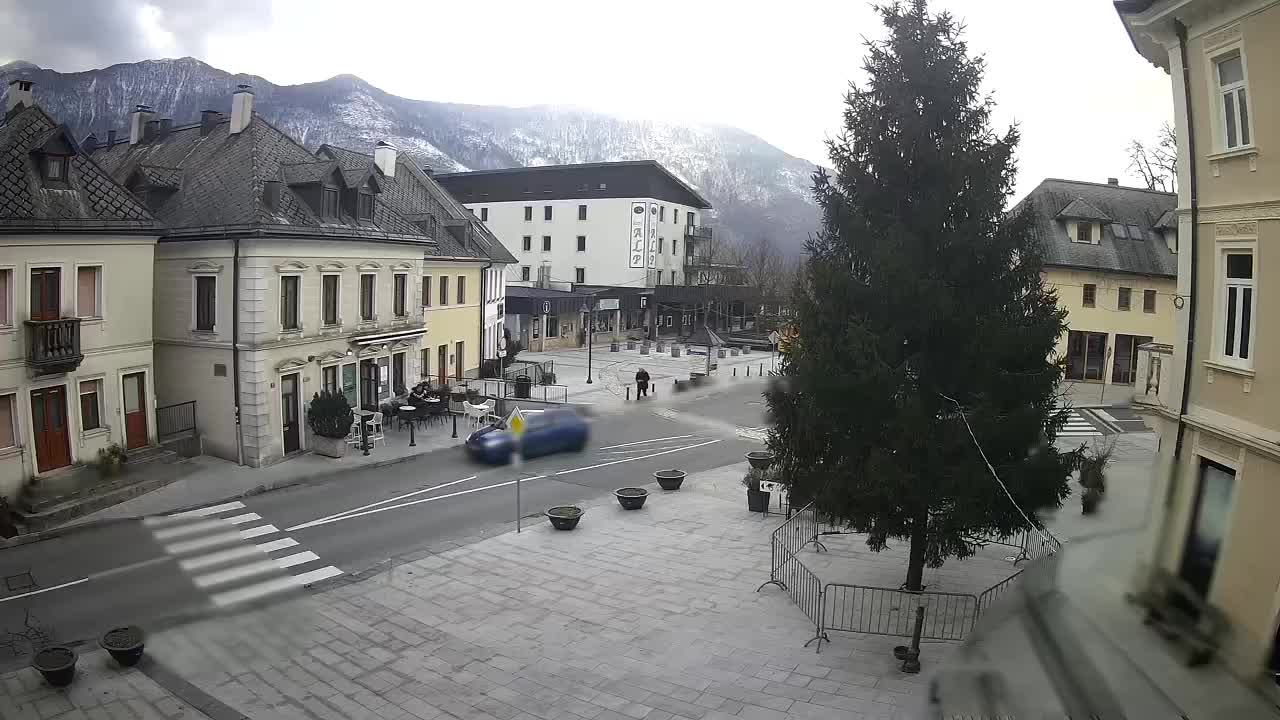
[1016, 178, 1177, 278]
[0, 105, 155, 232]
[133, 164, 182, 188]
[1055, 197, 1111, 222]
[280, 160, 335, 186]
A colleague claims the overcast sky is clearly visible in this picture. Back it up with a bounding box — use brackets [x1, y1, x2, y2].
[1, 0, 1172, 201]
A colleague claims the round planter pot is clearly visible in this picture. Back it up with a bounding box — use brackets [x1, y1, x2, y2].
[100, 626, 145, 667]
[32, 646, 77, 687]
[546, 506, 583, 530]
[745, 451, 775, 470]
[654, 469, 686, 491]
[746, 488, 771, 513]
[614, 487, 649, 510]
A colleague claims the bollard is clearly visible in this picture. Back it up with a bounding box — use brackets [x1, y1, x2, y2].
[747, 365, 751, 377]
[733, 367, 737, 377]
[759, 362, 764, 376]
[900, 606, 925, 674]
[626, 387, 631, 401]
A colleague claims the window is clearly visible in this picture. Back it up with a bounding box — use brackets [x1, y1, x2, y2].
[575, 268, 585, 284]
[420, 349, 430, 379]
[0, 268, 10, 326]
[1082, 283, 1096, 308]
[393, 352, 406, 394]
[341, 363, 357, 407]
[577, 235, 586, 252]
[1074, 223, 1093, 244]
[542, 235, 552, 252]
[322, 188, 340, 218]
[357, 192, 374, 219]
[421, 276, 432, 308]
[316, 365, 336, 395]
[439, 275, 449, 306]
[1143, 289, 1157, 314]
[659, 206, 665, 221]
[674, 209, 680, 225]
[480, 207, 488, 221]
[658, 238, 664, 254]
[457, 275, 466, 304]
[1221, 252, 1253, 363]
[666, 315, 673, 327]
[672, 239, 677, 255]
[521, 266, 531, 281]
[1118, 287, 1131, 311]
[79, 380, 102, 432]
[522, 236, 532, 252]
[280, 275, 300, 330]
[77, 266, 101, 318]
[195, 275, 217, 331]
[394, 273, 408, 317]
[524, 206, 532, 221]
[0, 394, 14, 450]
[578, 204, 587, 220]
[360, 273, 376, 321]
[45, 155, 67, 182]
[1216, 54, 1251, 149]
[544, 205, 553, 221]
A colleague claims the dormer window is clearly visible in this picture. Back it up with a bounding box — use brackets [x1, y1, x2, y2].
[42, 154, 69, 186]
[322, 187, 340, 218]
[357, 191, 374, 220]
[1074, 223, 1092, 244]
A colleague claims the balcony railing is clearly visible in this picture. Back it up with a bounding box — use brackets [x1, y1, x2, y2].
[25, 317, 83, 374]
[684, 225, 713, 241]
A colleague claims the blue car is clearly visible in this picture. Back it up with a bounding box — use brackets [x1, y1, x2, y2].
[464, 409, 589, 464]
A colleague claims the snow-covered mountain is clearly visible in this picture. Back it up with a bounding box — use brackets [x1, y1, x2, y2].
[0, 57, 819, 254]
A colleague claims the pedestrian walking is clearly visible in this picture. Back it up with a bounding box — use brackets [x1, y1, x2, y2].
[635, 368, 650, 398]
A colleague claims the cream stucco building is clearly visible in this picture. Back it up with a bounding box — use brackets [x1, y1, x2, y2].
[0, 81, 160, 500]
[1120, 0, 1280, 693]
[89, 88, 513, 468]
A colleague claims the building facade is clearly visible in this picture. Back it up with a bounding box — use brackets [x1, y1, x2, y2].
[1017, 178, 1179, 386]
[0, 81, 160, 499]
[1120, 0, 1280, 690]
[89, 89, 511, 468]
[436, 161, 713, 289]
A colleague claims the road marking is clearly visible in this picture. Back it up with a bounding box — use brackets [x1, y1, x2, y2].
[151, 519, 227, 541]
[1096, 410, 1119, 424]
[239, 524, 279, 540]
[145, 501, 246, 526]
[0, 577, 89, 604]
[554, 439, 723, 476]
[180, 545, 264, 572]
[164, 531, 243, 555]
[194, 559, 280, 589]
[285, 475, 477, 532]
[255, 538, 299, 554]
[274, 551, 319, 569]
[205, 566, 348, 607]
[598, 434, 694, 450]
[224, 513, 262, 525]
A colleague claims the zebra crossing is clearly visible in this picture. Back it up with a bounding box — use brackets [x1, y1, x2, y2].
[1059, 409, 1104, 438]
[143, 501, 342, 609]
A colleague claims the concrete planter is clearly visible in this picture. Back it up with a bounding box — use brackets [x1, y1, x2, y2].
[671, 347, 682, 358]
[730, 348, 740, 356]
[717, 348, 727, 358]
[627, 340, 636, 350]
[312, 435, 348, 458]
[656, 341, 666, 352]
[742, 346, 752, 355]
[610, 342, 620, 352]
[640, 346, 650, 355]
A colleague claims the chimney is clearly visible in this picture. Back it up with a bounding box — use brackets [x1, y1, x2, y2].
[129, 104, 154, 145]
[82, 133, 98, 154]
[200, 109, 221, 136]
[229, 84, 254, 135]
[422, 165, 433, 176]
[1107, 178, 1119, 186]
[5, 79, 33, 113]
[373, 140, 397, 178]
[159, 118, 172, 136]
[107, 129, 117, 146]
[144, 119, 160, 141]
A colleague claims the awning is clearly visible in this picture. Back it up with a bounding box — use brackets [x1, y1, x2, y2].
[351, 326, 429, 346]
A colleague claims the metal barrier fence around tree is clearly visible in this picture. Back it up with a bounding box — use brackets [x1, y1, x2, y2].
[760, 505, 1060, 652]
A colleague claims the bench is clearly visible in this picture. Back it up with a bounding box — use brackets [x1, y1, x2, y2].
[1131, 568, 1227, 667]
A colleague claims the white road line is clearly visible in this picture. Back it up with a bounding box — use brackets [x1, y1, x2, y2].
[164, 531, 243, 555]
[0, 577, 89, 604]
[151, 519, 227, 541]
[255, 538, 299, 553]
[145, 501, 245, 525]
[239, 524, 279, 540]
[555, 439, 722, 476]
[294, 566, 344, 585]
[598, 434, 694, 450]
[179, 545, 264, 572]
[224, 513, 262, 526]
[194, 559, 280, 588]
[274, 551, 320, 569]
[1095, 410, 1119, 424]
[288, 475, 476, 531]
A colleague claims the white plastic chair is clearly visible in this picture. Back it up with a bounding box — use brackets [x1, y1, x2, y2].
[366, 411, 386, 447]
[479, 398, 497, 424]
[463, 402, 487, 428]
[344, 420, 361, 447]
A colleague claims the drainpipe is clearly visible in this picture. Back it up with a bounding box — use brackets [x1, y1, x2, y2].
[479, 260, 492, 377]
[1173, 19, 1199, 461]
[232, 236, 244, 466]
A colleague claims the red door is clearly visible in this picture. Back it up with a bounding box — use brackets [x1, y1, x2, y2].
[30, 268, 61, 320]
[122, 372, 148, 450]
[30, 386, 71, 473]
[455, 341, 464, 381]
[437, 345, 447, 387]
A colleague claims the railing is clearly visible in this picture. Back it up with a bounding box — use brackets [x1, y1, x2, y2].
[156, 401, 197, 439]
[757, 502, 829, 649]
[976, 569, 1023, 614]
[684, 225, 713, 241]
[464, 377, 569, 405]
[24, 317, 82, 373]
[823, 584, 979, 642]
[965, 527, 1061, 566]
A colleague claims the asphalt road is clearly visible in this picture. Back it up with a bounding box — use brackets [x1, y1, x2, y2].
[0, 378, 769, 669]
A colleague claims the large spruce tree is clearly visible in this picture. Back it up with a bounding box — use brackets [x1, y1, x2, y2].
[767, 0, 1075, 591]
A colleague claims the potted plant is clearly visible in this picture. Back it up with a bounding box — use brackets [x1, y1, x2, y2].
[1081, 486, 1101, 515]
[614, 487, 649, 510]
[546, 505, 583, 530]
[743, 467, 773, 513]
[745, 450, 775, 470]
[1077, 441, 1113, 514]
[96, 443, 128, 478]
[307, 391, 354, 459]
[100, 626, 145, 667]
[32, 646, 77, 687]
[654, 469, 686, 491]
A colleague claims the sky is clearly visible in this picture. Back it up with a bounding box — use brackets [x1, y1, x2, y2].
[0, 0, 1173, 202]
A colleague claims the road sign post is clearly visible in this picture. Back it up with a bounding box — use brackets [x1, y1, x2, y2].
[508, 407, 527, 532]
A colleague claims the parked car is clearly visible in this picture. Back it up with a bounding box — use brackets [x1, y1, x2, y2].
[464, 409, 589, 464]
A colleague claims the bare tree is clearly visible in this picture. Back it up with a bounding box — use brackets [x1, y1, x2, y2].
[738, 235, 785, 297]
[1127, 122, 1177, 192]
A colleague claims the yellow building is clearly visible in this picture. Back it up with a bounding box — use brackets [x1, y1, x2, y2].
[1018, 178, 1178, 386]
[1120, 0, 1280, 692]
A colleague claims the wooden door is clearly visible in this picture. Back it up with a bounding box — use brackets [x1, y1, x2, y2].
[280, 373, 300, 454]
[30, 386, 71, 472]
[455, 341, 464, 381]
[360, 360, 378, 411]
[437, 345, 447, 386]
[29, 268, 61, 321]
[122, 371, 148, 450]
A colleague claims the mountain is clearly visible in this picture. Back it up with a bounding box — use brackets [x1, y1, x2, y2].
[0, 57, 819, 255]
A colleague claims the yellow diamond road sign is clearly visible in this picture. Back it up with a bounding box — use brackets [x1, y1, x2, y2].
[507, 407, 527, 438]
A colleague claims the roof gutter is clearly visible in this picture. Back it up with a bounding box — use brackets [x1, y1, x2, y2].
[479, 258, 492, 373]
[232, 235, 244, 466]
[1173, 18, 1199, 461]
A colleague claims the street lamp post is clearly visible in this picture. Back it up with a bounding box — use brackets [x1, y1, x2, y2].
[581, 298, 594, 384]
